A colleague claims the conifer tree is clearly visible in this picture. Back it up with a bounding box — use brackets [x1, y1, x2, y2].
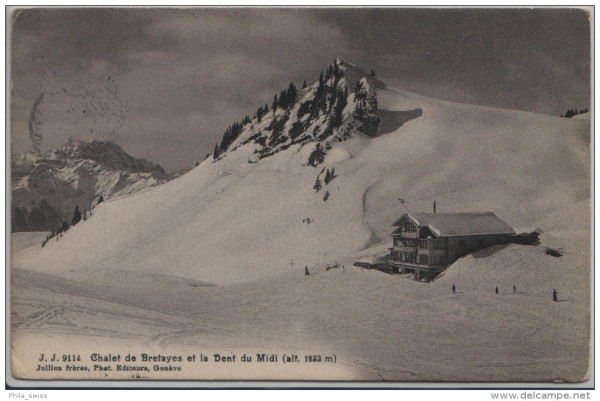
[98, 194, 104, 204]
[313, 176, 322, 192]
[302, 80, 307, 89]
[333, 61, 340, 78]
[279, 89, 288, 110]
[213, 143, 220, 160]
[329, 88, 348, 129]
[72, 205, 82, 226]
[272, 94, 279, 112]
[287, 82, 297, 105]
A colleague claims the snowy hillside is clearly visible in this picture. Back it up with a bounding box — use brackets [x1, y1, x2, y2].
[11, 60, 590, 382]
[11, 139, 170, 232]
[13, 61, 590, 286]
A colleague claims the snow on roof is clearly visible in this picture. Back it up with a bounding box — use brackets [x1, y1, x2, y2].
[393, 212, 515, 237]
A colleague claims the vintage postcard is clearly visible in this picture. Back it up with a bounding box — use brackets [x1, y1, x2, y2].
[8, 7, 592, 386]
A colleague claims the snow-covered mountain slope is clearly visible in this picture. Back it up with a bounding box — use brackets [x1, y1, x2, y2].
[11, 140, 170, 232]
[572, 112, 590, 120]
[13, 61, 590, 286]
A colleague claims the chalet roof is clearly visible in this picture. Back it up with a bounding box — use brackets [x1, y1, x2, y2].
[393, 212, 515, 237]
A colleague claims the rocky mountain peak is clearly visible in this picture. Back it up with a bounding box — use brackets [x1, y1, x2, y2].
[11, 139, 171, 232]
[213, 60, 391, 166]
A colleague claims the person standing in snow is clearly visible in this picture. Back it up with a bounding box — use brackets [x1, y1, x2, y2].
[495, 287, 499, 294]
[513, 285, 517, 293]
[452, 284, 456, 294]
[305, 266, 310, 276]
[553, 289, 558, 302]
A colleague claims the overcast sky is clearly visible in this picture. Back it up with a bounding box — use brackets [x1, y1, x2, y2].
[10, 7, 590, 171]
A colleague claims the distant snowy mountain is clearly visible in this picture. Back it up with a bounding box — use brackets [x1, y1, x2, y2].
[14, 60, 590, 285]
[11, 139, 170, 232]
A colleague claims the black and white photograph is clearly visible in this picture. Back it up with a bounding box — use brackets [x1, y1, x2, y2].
[7, 6, 592, 386]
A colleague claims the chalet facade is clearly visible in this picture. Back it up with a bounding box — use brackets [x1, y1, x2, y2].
[389, 212, 515, 280]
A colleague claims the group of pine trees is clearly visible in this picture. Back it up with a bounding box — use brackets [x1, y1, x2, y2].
[255, 103, 270, 123]
[353, 80, 377, 118]
[216, 121, 246, 158]
[211, 59, 375, 162]
[561, 107, 588, 118]
[313, 167, 337, 194]
[309, 60, 346, 120]
[41, 196, 102, 247]
[272, 82, 298, 112]
[308, 144, 327, 167]
[213, 82, 301, 159]
[324, 167, 336, 184]
[328, 88, 349, 130]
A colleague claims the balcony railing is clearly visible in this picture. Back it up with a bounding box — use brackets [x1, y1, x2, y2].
[393, 231, 418, 239]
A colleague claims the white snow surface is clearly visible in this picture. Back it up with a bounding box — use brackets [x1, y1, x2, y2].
[11, 78, 590, 382]
[14, 86, 590, 286]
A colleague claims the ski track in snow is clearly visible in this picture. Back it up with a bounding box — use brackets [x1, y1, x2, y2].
[361, 180, 384, 250]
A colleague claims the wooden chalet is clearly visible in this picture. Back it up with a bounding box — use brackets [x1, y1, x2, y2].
[389, 212, 515, 280]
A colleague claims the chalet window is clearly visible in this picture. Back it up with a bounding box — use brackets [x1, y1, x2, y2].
[393, 238, 399, 247]
[419, 239, 428, 249]
[419, 254, 429, 265]
[401, 222, 416, 232]
[402, 252, 416, 263]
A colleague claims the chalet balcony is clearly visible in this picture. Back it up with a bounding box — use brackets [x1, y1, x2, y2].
[395, 231, 418, 239]
[393, 246, 417, 254]
[392, 238, 418, 251]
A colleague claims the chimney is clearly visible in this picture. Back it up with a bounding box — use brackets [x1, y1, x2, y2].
[434, 200, 437, 213]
